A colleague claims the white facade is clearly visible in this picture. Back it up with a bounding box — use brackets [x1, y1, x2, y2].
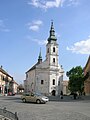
[25, 22, 64, 96]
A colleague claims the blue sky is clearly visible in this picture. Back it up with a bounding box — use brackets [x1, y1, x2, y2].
[0, 0, 90, 84]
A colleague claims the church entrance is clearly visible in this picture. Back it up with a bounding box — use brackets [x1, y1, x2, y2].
[52, 90, 56, 96]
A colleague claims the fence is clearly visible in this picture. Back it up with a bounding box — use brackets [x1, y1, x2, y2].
[0, 107, 19, 120]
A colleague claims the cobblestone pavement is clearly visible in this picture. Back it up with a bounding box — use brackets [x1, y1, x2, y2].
[0, 95, 90, 120]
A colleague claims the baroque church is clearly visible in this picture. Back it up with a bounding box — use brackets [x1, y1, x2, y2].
[24, 21, 64, 96]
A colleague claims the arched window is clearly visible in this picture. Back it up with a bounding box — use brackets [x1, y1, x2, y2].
[41, 80, 44, 84]
[53, 47, 55, 52]
[53, 58, 55, 63]
[53, 79, 55, 85]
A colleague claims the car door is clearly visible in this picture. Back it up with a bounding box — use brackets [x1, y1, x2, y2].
[25, 93, 31, 102]
[29, 93, 36, 102]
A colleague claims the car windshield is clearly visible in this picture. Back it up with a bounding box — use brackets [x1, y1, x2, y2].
[34, 93, 43, 96]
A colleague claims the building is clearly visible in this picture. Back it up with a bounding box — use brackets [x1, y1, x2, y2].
[63, 81, 69, 95]
[24, 80, 28, 93]
[24, 22, 64, 96]
[0, 66, 18, 95]
[17, 84, 24, 94]
[9, 80, 19, 94]
[83, 56, 90, 95]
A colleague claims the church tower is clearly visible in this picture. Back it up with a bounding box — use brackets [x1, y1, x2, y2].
[45, 21, 63, 96]
[46, 21, 59, 68]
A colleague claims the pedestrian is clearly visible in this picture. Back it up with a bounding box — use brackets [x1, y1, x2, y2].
[73, 92, 77, 100]
[60, 91, 63, 99]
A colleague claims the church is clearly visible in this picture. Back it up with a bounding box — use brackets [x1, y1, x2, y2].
[24, 21, 64, 96]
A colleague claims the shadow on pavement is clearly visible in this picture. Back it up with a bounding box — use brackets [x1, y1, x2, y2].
[47, 95, 90, 102]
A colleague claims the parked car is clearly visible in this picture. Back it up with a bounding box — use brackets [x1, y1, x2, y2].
[8, 92, 16, 96]
[21, 92, 49, 104]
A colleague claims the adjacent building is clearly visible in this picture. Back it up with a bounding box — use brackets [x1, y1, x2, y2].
[63, 81, 69, 95]
[12, 80, 18, 94]
[0, 66, 18, 95]
[24, 22, 64, 96]
[83, 56, 90, 95]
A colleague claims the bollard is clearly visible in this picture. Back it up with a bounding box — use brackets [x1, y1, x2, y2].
[15, 112, 18, 120]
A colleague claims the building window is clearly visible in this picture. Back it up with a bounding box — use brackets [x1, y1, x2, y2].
[1, 75, 4, 81]
[26, 74, 28, 78]
[53, 47, 55, 52]
[3, 76, 4, 80]
[41, 80, 44, 84]
[53, 58, 55, 63]
[53, 79, 55, 85]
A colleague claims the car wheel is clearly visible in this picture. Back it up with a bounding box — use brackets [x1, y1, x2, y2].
[36, 99, 41, 104]
[22, 98, 26, 103]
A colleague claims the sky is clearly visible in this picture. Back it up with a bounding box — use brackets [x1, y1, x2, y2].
[0, 0, 90, 84]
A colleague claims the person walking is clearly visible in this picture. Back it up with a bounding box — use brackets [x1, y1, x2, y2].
[60, 91, 63, 99]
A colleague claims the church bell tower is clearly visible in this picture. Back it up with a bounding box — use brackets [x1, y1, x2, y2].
[46, 21, 59, 68]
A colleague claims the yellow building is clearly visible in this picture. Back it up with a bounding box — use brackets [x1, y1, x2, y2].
[83, 56, 90, 95]
[63, 81, 69, 95]
[0, 66, 13, 95]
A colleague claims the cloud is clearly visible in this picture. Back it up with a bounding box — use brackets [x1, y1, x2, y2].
[28, 0, 61, 9]
[28, 0, 80, 9]
[65, 0, 80, 7]
[27, 35, 47, 45]
[67, 37, 90, 54]
[26, 20, 43, 31]
[0, 19, 10, 32]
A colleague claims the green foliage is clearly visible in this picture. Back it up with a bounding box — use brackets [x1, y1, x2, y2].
[66, 66, 84, 94]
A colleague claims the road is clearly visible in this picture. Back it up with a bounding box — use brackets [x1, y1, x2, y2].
[0, 95, 90, 120]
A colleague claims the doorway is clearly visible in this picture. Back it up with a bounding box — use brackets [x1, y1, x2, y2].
[52, 90, 56, 96]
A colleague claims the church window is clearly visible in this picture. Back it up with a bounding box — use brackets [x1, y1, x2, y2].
[47, 48, 49, 53]
[53, 79, 55, 85]
[53, 47, 55, 52]
[58, 81, 60, 85]
[53, 58, 55, 63]
[41, 80, 44, 84]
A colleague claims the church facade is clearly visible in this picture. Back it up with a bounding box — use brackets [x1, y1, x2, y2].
[24, 22, 64, 96]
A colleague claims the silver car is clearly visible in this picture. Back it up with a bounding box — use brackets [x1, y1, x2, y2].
[21, 92, 49, 104]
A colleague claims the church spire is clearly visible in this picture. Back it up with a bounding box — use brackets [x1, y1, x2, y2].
[38, 48, 42, 64]
[48, 20, 57, 43]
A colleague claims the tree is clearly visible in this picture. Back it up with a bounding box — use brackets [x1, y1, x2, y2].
[66, 66, 84, 95]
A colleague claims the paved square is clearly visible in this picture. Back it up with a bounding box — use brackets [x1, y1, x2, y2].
[0, 95, 90, 120]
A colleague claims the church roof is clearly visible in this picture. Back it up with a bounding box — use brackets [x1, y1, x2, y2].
[26, 49, 43, 73]
[26, 62, 39, 73]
